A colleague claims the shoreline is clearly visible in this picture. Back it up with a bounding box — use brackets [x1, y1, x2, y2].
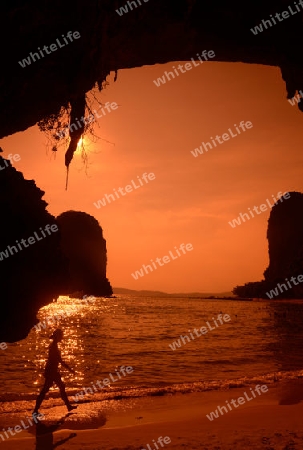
[2, 379, 303, 449]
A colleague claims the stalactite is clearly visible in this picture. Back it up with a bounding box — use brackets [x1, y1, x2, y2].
[64, 94, 86, 170]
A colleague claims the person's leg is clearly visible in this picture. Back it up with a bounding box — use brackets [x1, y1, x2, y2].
[54, 373, 77, 411]
[34, 379, 53, 413]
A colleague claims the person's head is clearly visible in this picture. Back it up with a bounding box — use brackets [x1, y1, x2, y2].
[50, 329, 64, 342]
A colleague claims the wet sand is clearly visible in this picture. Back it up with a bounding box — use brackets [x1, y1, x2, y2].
[2, 379, 303, 449]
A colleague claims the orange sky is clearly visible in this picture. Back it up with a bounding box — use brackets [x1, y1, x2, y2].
[1, 62, 303, 293]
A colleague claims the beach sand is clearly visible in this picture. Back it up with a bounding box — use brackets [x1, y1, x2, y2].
[2, 379, 303, 449]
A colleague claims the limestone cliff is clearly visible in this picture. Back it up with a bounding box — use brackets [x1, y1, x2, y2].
[0, 158, 112, 342]
[264, 192, 303, 283]
[56, 211, 112, 297]
[233, 192, 303, 298]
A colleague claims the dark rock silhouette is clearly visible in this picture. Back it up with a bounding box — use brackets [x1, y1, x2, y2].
[233, 192, 303, 298]
[0, 159, 112, 342]
[56, 211, 112, 297]
[232, 280, 270, 299]
[0, 157, 67, 342]
[1, 0, 303, 161]
[264, 192, 303, 285]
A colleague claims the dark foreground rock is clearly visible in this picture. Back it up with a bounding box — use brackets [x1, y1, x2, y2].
[0, 157, 66, 342]
[0, 157, 112, 342]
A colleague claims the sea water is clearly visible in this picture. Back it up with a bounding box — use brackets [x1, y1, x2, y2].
[1, 295, 303, 411]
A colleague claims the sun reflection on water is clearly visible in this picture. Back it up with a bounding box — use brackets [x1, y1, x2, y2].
[30, 295, 104, 389]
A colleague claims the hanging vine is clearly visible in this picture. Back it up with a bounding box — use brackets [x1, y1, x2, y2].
[38, 69, 117, 190]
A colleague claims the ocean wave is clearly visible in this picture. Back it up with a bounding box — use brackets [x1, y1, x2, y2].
[1, 369, 302, 405]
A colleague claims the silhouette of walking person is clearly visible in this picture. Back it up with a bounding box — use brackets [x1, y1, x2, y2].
[33, 329, 77, 415]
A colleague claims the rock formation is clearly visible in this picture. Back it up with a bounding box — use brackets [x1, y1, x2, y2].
[1, 0, 303, 163]
[2, 1, 303, 334]
[233, 192, 303, 298]
[264, 192, 303, 284]
[0, 158, 112, 342]
[56, 211, 112, 297]
[0, 156, 67, 342]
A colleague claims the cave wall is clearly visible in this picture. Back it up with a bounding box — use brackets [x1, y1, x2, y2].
[0, 156, 67, 342]
[1, 0, 303, 141]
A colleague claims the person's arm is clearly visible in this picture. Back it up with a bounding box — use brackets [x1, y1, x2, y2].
[58, 350, 75, 373]
[61, 360, 75, 373]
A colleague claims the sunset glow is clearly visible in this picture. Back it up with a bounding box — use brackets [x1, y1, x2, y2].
[75, 136, 84, 154]
[3, 3, 303, 449]
[1, 63, 303, 293]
